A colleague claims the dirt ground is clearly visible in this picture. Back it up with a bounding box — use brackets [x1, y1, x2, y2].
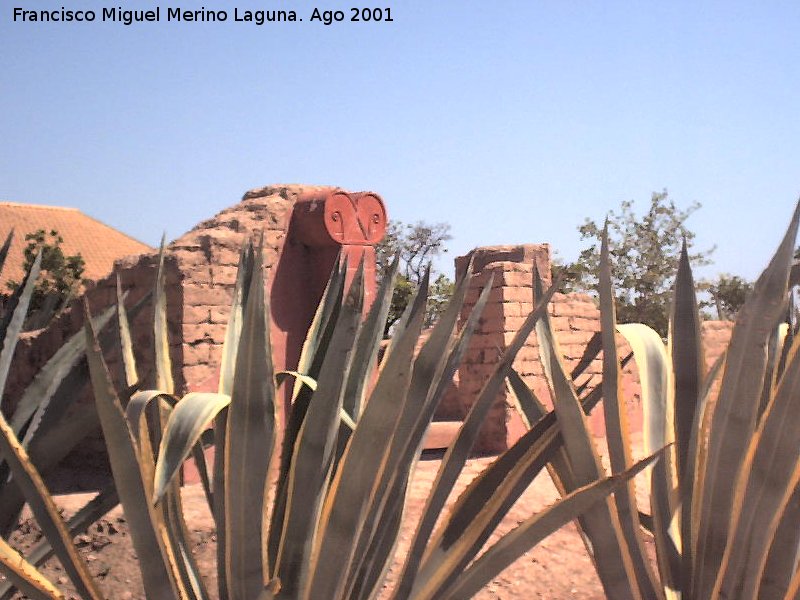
[7, 445, 654, 599]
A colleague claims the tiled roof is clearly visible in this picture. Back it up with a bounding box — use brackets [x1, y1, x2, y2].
[0, 201, 153, 289]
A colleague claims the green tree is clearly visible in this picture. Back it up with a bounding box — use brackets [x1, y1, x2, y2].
[375, 220, 453, 333]
[7, 229, 86, 329]
[705, 274, 753, 320]
[563, 191, 714, 336]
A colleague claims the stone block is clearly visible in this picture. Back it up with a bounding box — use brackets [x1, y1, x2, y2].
[210, 266, 239, 287]
[502, 316, 529, 333]
[502, 286, 535, 304]
[183, 364, 219, 392]
[210, 306, 232, 325]
[182, 343, 208, 367]
[478, 316, 505, 334]
[464, 287, 504, 306]
[183, 305, 212, 325]
[183, 285, 233, 308]
[182, 324, 225, 346]
[568, 316, 600, 332]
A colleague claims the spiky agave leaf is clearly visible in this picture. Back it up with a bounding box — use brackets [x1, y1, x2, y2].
[222, 240, 276, 600]
[273, 261, 364, 598]
[534, 266, 643, 600]
[598, 224, 662, 599]
[346, 266, 485, 600]
[305, 268, 429, 599]
[84, 306, 178, 599]
[693, 200, 800, 599]
[394, 272, 561, 599]
[443, 451, 666, 600]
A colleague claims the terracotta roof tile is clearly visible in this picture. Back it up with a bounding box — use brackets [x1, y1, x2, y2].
[0, 201, 153, 289]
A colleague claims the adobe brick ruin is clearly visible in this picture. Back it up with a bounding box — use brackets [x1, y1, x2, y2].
[4, 186, 735, 477]
[6, 184, 386, 402]
[439, 244, 734, 454]
[3, 185, 387, 485]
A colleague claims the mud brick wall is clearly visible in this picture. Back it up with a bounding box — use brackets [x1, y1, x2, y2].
[3, 184, 387, 485]
[440, 244, 735, 455]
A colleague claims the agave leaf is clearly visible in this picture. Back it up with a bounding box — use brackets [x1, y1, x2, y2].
[275, 371, 317, 392]
[189, 437, 214, 515]
[598, 225, 662, 599]
[784, 567, 800, 600]
[685, 349, 726, 531]
[127, 390, 203, 600]
[257, 580, 281, 600]
[759, 483, 800, 600]
[382, 275, 493, 599]
[0, 293, 149, 538]
[117, 275, 139, 388]
[165, 485, 210, 600]
[571, 331, 602, 381]
[0, 398, 100, 539]
[506, 368, 578, 498]
[442, 451, 665, 600]
[506, 370, 545, 428]
[273, 262, 363, 598]
[668, 242, 705, 595]
[342, 252, 399, 422]
[344, 268, 476, 593]
[214, 240, 253, 598]
[306, 268, 429, 600]
[84, 308, 178, 599]
[0, 399, 103, 599]
[153, 392, 232, 504]
[12, 300, 121, 447]
[693, 200, 800, 600]
[0, 251, 41, 396]
[213, 405, 228, 600]
[154, 235, 174, 393]
[219, 242, 254, 397]
[0, 535, 63, 600]
[395, 273, 561, 599]
[412, 353, 625, 600]
[410, 400, 563, 600]
[350, 478, 407, 600]
[0, 230, 13, 279]
[713, 334, 800, 599]
[223, 240, 277, 600]
[0, 257, 103, 600]
[267, 259, 346, 575]
[290, 252, 344, 403]
[332, 256, 400, 473]
[760, 321, 789, 419]
[617, 323, 679, 596]
[535, 266, 643, 600]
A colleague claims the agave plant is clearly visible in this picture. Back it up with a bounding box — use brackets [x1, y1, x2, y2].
[505, 201, 800, 600]
[0, 229, 142, 547]
[4, 195, 798, 599]
[0, 231, 148, 599]
[0, 225, 658, 599]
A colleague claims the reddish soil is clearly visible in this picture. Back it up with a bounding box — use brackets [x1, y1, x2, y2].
[6, 442, 654, 599]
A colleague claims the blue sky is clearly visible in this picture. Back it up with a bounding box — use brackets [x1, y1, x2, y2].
[2, 1, 799, 281]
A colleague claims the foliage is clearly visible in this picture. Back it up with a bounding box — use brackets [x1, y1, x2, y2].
[2, 197, 798, 600]
[426, 273, 455, 328]
[6, 229, 86, 330]
[0, 231, 655, 599]
[0, 229, 139, 591]
[376, 220, 453, 333]
[705, 273, 753, 320]
[562, 191, 714, 336]
[513, 201, 800, 600]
